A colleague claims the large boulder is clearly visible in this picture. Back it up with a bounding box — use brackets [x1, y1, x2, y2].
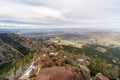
[93, 73, 109, 80]
[35, 65, 84, 80]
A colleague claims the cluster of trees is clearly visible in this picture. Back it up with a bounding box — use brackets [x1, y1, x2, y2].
[62, 44, 120, 65]
[0, 52, 34, 76]
[88, 57, 120, 80]
[62, 44, 120, 80]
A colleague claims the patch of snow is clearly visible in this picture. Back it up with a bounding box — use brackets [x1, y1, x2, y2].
[63, 56, 67, 58]
[23, 61, 34, 76]
[43, 54, 47, 57]
[78, 59, 84, 62]
[49, 52, 58, 56]
[54, 53, 58, 56]
[49, 52, 55, 55]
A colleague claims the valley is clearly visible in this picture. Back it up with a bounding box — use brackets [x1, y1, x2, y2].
[0, 30, 120, 80]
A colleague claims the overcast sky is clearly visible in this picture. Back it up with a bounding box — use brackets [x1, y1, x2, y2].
[0, 0, 120, 29]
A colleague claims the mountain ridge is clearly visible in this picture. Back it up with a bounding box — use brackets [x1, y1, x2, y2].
[0, 33, 119, 80]
[0, 33, 40, 65]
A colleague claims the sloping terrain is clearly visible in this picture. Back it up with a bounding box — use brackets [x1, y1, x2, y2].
[0, 33, 119, 80]
[0, 33, 63, 78]
[0, 39, 22, 64]
[36, 66, 84, 80]
[18, 51, 110, 80]
[0, 33, 41, 65]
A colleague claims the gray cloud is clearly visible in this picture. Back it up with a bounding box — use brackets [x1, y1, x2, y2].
[0, 0, 120, 29]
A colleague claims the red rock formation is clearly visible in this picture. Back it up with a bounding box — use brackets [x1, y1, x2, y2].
[93, 73, 109, 80]
[19, 53, 85, 80]
[35, 65, 84, 80]
[33, 54, 55, 68]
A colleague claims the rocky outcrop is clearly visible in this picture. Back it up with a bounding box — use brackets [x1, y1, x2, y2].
[18, 52, 110, 80]
[93, 73, 109, 80]
[19, 52, 85, 80]
[35, 65, 84, 80]
[0, 33, 41, 65]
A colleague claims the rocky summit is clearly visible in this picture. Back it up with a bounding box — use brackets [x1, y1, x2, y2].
[36, 66, 84, 80]
[18, 51, 109, 80]
[0, 33, 113, 80]
[19, 52, 84, 80]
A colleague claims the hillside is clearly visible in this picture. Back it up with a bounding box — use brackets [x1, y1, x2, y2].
[0, 33, 41, 65]
[0, 33, 63, 79]
[18, 51, 110, 80]
[0, 33, 120, 80]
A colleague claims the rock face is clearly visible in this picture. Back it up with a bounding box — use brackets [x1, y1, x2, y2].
[18, 52, 109, 80]
[35, 65, 84, 80]
[93, 73, 109, 80]
[19, 52, 85, 80]
[0, 33, 41, 65]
